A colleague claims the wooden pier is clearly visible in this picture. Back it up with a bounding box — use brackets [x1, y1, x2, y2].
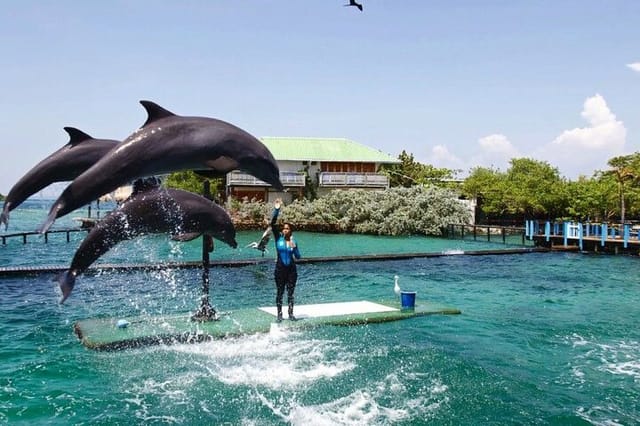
[1, 228, 89, 245]
[0, 247, 550, 277]
[446, 224, 528, 245]
[525, 220, 640, 255]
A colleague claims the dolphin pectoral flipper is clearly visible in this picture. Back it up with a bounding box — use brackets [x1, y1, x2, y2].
[38, 206, 61, 234]
[171, 232, 203, 242]
[56, 270, 76, 304]
[0, 204, 10, 230]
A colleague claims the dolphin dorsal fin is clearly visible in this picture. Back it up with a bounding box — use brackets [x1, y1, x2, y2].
[140, 100, 176, 126]
[64, 127, 93, 146]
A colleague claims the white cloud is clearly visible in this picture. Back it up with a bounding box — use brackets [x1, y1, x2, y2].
[478, 134, 520, 157]
[627, 62, 640, 72]
[468, 134, 520, 172]
[543, 94, 627, 177]
[421, 94, 627, 179]
[424, 144, 466, 171]
[552, 94, 625, 150]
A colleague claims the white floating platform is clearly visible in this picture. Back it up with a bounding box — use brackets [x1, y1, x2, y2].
[75, 299, 461, 350]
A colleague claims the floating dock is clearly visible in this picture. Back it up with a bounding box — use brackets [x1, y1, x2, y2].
[74, 300, 461, 351]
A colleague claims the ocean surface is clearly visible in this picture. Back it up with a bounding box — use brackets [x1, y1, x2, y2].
[1, 200, 638, 425]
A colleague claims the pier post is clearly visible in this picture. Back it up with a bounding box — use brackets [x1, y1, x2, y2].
[578, 222, 583, 251]
[545, 221, 550, 242]
[624, 224, 630, 248]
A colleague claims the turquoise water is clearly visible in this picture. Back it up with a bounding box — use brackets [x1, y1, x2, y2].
[1, 201, 639, 424]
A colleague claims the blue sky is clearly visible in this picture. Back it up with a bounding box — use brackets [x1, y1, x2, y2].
[1, 0, 639, 195]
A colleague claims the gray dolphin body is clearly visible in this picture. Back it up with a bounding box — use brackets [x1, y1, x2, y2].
[56, 187, 238, 303]
[39, 101, 283, 233]
[0, 128, 117, 230]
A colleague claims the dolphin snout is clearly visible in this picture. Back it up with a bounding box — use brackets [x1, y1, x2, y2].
[272, 180, 284, 191]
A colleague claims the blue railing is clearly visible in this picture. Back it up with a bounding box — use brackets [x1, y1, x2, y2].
[525, 220, 637, 250]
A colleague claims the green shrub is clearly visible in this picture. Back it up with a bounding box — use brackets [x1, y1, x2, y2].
[229, 186, 471, 236]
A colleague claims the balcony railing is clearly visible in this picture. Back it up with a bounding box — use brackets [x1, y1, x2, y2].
[319, 172, 389, 188]
[227, 170, 305, 187]
[227, 171, 389, 188]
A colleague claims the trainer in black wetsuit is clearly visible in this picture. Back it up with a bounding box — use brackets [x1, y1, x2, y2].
[270, 199, 301, 322]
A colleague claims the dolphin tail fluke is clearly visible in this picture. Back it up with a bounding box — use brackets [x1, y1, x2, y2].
[56, 271, 76, 304]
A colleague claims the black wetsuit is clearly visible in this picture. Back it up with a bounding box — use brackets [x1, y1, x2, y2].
[271, 207, 301, 318]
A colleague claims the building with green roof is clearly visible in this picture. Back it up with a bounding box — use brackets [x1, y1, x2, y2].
[227, 137, 400, 202]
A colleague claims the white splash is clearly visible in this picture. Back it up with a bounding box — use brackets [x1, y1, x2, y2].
[565, 333, 640, 380]
[442, 249, 464, 255]
[255, 373, 449, 425]
[165, 329, 356, 389]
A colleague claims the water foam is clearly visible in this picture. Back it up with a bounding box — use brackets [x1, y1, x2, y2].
[566, 334, 640, 381]
[163, 327, 356, 389]
[252, 369, 449, 425]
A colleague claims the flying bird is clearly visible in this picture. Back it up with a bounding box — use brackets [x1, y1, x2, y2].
[345, 0, 363, 11]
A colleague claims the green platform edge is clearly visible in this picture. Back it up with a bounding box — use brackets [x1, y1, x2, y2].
[74, 300, 461, 351]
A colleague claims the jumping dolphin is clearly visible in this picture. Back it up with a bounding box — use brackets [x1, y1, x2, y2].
[0, 127, 117, 230]
[38, 100, 284, 233]
[55, 187, 238, 303]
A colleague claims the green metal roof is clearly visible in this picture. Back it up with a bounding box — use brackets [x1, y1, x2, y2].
[260, 137, 400, 163]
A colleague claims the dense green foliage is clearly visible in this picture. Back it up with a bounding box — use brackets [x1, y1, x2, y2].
[164, 171, 223, 197]
[230, 186, 471, 236]
[0, 194, 4, 201]
[462, 158, 567, 220]
[459, 153, 640, 222]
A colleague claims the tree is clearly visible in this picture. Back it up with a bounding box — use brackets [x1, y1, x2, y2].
[603, 153, 640, 224]
[462, 159, 568, 222]
[461, 166, 507, 219]
[565, 175, 618, 221]
[381, 150, 456, 187]
[503, 158, 568, 218]
[164, 171, 223, 196]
